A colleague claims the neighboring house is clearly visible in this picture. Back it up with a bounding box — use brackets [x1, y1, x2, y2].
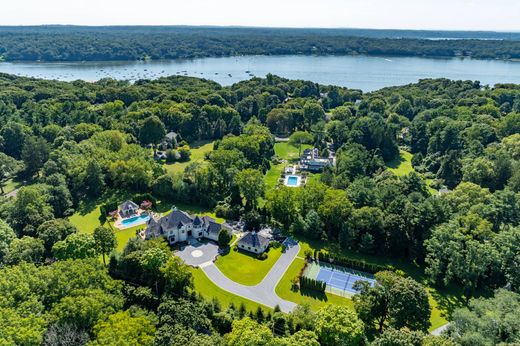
[237, 231, 270, 254]
[299, 148, 333, 172]
[119, 200, 139, 217]
[145, 208, 226, 244]
[160, 131, 180, 151]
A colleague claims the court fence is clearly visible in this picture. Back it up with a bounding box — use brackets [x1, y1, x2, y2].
[303, 261, 376, 298]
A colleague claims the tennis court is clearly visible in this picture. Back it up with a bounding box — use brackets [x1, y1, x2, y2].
[305, 262, 376, 296]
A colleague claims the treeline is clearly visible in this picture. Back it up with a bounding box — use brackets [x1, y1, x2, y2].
[1, 26, 520, 61]
[299, 276, 326, 293]
[317, 251, 394, 274]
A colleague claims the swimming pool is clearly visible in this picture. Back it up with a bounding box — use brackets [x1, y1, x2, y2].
[121, 214, 150, 228]
[285, 175, 301, 187]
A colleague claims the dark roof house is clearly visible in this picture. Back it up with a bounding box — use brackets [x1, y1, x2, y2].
[237, 231, 270, 253]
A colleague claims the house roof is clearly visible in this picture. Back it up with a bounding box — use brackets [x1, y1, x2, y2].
[165, 132, 178, 140]
[164, 209, 193, 229]
[120, 200, 139, 211]
[238, 231, 270, 249]
[206, 221, 222, 236]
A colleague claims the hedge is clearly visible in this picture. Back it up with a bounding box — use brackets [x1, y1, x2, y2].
[299, 276, 326, 293]
[317, 251, 394, 274]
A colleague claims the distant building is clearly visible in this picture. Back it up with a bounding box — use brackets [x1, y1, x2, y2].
[119, 200, 139, 217]
[144, 208, 226, 244]
[160, 131, 180, 151]
[237, 231, 270, 254]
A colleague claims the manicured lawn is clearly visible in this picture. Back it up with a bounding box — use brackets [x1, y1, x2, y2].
[275, 142, 310, 162]
[275, 257, 355, 311]
[163, 140, 214, 175]
[264, 163, 284, 189]
[215, 246, 283, 286]
[190, 267, 272, 313]
[386, 150, 414, 176]
[292, 235, 463, 331]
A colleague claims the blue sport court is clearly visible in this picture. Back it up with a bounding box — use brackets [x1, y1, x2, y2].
[314, 265, 376, 294]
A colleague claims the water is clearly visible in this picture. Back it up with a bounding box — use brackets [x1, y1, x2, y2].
[1, 55, 520, 91]
[286, 175, 301, 187]
[122, 214, 150, 227]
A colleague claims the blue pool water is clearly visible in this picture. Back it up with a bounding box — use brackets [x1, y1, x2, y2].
[286, 175, 300, 186]
[122, 214, 150, 227]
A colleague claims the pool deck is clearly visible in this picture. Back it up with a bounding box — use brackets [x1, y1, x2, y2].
[114, 210, 151, 230]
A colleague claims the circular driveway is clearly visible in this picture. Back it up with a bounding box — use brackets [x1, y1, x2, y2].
[175, 241, 219, 266]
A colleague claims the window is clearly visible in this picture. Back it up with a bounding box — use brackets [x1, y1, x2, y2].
[254, 249, 257, 252]
[248, 247, 251, 250]
[198, 232, 202, 237]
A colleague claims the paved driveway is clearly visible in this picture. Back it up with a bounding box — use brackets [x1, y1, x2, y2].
[175, 240, 219, 266]
[201, 238, 300, 312]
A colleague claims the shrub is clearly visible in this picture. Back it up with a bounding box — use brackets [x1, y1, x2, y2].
[270, 241, 281, 249]
[257, 252, 268, 260]
[218, 229, 232, 248]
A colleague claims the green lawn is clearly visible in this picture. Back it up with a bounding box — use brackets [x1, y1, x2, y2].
[1, 179, 21, 195]
[215, 246, 283, 286]
[386, 150, 438, 195]
[292, 235, 463, 331]
[274, 142, 311, 162]
[190, 267, 272, 312]
[275, 257, 355, 311]
[386, 150, 414, 176]
[163, 140, 214, 175]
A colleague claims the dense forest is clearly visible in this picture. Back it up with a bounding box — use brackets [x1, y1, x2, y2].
[0, 72, 519, 345]
[1, 26, 520, 61]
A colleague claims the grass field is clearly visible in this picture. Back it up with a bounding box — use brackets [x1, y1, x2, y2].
[163, 140, 214, 175]
[291, 235, 462, 331]
[1, 179, 21, 195]
[275, 257, 355, 310]
[215, 246, 283, 286]
[190, 267, 272, 312]
[386, 150, 414, 176]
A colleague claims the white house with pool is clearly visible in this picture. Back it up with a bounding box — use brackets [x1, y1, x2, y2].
[144, 208, 227, 244]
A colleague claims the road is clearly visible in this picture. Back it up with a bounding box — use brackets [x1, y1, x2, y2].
[430, 322, 450, 336]
[201, 238, 300, 312]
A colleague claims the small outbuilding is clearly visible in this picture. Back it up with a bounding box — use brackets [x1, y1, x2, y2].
[237, 231, 270, 254]
[119, 200, 139, 217]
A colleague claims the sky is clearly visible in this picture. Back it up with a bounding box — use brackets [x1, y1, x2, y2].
[1, 0, 519, 31]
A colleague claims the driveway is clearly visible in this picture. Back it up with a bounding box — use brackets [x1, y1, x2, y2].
[175, 240, 219, 267]
[201, 238, 300, 312]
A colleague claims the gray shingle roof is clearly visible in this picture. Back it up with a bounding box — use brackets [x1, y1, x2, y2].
[238, 232, 270, 249]
[120, 200, 139, 211]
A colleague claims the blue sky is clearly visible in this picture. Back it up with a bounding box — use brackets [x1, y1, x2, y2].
[1, 0, 519, 31]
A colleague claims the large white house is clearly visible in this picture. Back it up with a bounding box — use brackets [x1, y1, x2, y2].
[144, 208, 225, 244]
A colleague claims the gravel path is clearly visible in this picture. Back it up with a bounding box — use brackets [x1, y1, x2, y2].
[201, 238, 300, 312]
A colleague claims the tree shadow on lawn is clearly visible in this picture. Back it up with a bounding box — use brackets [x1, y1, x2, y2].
[385, 153, 406, 170]
[298, 287, 329, 302]
[75, 197, 101, 216]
